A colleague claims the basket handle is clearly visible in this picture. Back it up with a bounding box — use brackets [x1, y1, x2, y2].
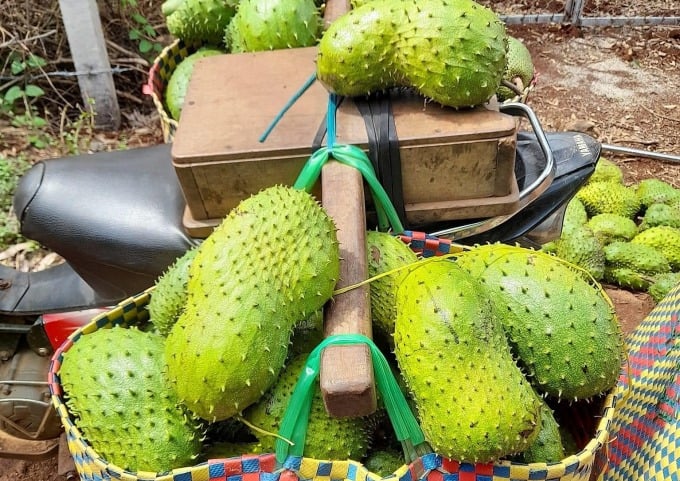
[275, 334, 429, 463]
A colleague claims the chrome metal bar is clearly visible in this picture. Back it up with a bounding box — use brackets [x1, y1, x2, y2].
[601, 144, 680, 163]
[429, 103, 556, 240]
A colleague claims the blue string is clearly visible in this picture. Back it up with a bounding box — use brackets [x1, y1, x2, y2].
[259, 72, 318, 143]
[326, 93, 339, 151]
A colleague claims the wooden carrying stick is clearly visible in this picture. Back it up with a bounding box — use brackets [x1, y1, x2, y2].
[319, 0, 377, 418]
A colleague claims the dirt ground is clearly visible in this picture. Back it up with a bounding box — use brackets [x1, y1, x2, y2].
[1, 20, 679, 481]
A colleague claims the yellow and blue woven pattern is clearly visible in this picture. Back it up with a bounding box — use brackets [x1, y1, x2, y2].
[604, 283, 680, 481]
[49, 286, 617, 481]
[143, 39, 203, 143]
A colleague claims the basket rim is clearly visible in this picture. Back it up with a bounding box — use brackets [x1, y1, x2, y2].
[48, 288, 620, 479]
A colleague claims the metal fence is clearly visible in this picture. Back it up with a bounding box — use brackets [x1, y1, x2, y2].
[478, 0, 680, 26]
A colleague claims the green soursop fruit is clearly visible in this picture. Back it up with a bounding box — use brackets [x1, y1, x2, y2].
[511, 397, 565, 464]
[59, 327, 202, 473]
[289, 309, 324, 357]
[366, 230, 418, 343]
[455, 244, 624, 400]
[496, 35, 534, 102]
[316, 0, 508, 108]
[586, 213, 638, 245]
[394, 259, 541, 462]
[603, 241, 670, 290]
[632, 226, 680, 270]
[162, 0, 187, 16]
[648, 272, 680, 303]
[225, 0, 321, 53]
[165, 186, 340, 422]
[575, 181, 641, 219]
[561, 197, 588, 236]
[242, 354, 369, 459]
[586, 157, 624, 185]
[364, 449, 406, 476]
[550, 225, 605, 280]
[166, 0, 237, 45]
[635, 178, 680, 209]
[604, 267, 654, 291]
[202, 441, 264, 459]
[166, 47, 224, 120]
[604, 241, 670, 276]
[149, 247, 199, 336]
[639, 203, 680, 231]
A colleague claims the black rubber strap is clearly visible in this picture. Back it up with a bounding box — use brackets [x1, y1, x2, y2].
[356, 93, 406, 227]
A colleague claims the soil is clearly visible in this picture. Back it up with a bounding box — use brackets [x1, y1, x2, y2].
[1, 20, 679, 481]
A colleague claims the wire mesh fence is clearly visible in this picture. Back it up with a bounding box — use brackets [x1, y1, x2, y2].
[478, 0, 680, 26]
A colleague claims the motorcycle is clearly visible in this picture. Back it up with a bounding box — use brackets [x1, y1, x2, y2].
[0, 102, 600, 475]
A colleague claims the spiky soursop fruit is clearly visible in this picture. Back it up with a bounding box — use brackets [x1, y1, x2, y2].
[225, 0, 321, 53]
[243, 354, 369, 460]
[165, 47, 224, 120]
[316, 0, 508, 108]
[586, 213, 638, 245]
[364, 449, 406, 477]
[59, 327, 202, 473]
[288, 309, 324, 357]
[635, 178, 680, 209]
[648, 272, 680, 303]
[603, 241, 670, 290]
[575, 181, 640, 219]
[604, 241, 670, 275]
[560, 197, 588, 236]
[496, 35, 534, 102]
[631, 226, 680, 270]
[395, 259, 541, 462]
[455, 244, 624, 400]
[549, 225, 605, 280]
[511, 396, 565, 464]
[165, 186, 339, 422]
[166, 0, 237, 45]
[639, 202, 680, 231]
[149, 247, 198, 336]
[586, 157, 623, 185]
[366, 231, 418, 343]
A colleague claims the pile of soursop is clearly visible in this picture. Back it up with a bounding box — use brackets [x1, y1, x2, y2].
[161, 0, 323, 51]
[60, 193, 624, 472]
[161, 0, 535, 119]
[544, 157, 680, 302]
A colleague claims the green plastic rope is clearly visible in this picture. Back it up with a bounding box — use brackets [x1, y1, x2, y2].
[293, 94, 404, 233]
[274, 334, 426, 463]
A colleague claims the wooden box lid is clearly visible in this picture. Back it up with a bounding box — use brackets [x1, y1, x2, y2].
[171, 47, 517, 165]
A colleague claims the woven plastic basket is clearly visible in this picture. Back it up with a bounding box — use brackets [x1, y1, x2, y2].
[48, 259, 622, 481]
[143, 39, 204, 143]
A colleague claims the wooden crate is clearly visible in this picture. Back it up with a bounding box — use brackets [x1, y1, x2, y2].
[171, 47, 519, 237]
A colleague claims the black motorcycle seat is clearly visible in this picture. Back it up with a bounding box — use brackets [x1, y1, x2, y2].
[13, 144, 199, 298]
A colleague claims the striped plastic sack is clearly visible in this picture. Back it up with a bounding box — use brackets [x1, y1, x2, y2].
[604, 283, 680, 481]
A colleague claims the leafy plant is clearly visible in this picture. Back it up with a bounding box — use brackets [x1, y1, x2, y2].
[1, 52, 50, 148]
[122, 0, 164, 60]
[0, 155, 32, 250]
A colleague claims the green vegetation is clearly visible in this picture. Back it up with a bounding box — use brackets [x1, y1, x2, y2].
[0, 155, 32, 250]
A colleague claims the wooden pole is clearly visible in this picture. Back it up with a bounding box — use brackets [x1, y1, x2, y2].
[58, 0, 121, 130]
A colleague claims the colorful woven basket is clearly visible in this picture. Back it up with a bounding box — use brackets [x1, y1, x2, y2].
[48, 275, 624, 481]
[604, 283, 680, 480]
[143, 39, 204, 143]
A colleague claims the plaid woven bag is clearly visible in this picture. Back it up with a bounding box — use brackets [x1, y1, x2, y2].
[604, 282, 680, 480]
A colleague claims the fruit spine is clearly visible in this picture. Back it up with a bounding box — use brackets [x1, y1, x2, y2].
[164, 185, 339, 422]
